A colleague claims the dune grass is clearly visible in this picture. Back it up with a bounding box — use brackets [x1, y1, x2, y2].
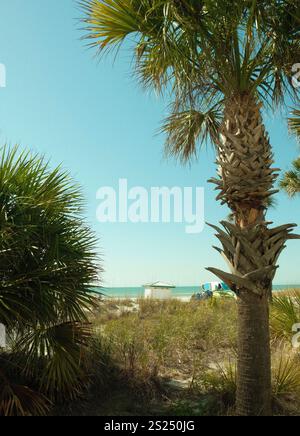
[61, 292, 298, 416]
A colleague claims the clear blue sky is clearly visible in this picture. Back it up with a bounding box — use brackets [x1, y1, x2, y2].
[0, 0, 299, 287]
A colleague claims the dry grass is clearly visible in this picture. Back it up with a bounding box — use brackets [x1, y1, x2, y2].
[65, 293, 300, 416]
[97, 298, 238, 381]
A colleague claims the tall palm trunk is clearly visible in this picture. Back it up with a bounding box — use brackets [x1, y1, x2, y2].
[208, 93, 299, 416]
[237, 291, 271, 415]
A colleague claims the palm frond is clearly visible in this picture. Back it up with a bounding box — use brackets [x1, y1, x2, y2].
[289, 109, 300, 139]
[80, 0, 300, 161]
[0, 360, 50, 416]
[80, 0, 163, 50]
[162, 106, 222, 163]
[272, 350, 300, 397]
[271, 292, 300, 339]
[0, 146, 102, 414]
[280, 157, 300, 197]
[14, 322, 92, 401]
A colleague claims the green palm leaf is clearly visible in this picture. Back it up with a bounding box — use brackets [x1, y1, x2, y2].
[271, 292, 300, 339]
[80, 0, 300, 161]
[162, 107, 222, 162]
[289, 109, 300, 139]
[0, 146, 101, 415]
[280, 157, 300, 197]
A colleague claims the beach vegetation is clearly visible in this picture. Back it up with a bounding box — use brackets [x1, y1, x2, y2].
[71, 295, 300, 416]
[80, 0, 300, 415]
[0, 146, 100, 416]
[281, 156, 300, 198]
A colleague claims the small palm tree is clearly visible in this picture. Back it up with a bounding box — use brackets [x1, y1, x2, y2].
[80, 0, 300, 415]
[281, 110, 300, 197]
[271, 291, 300, 340]
[289, 108, 300, 138]
[0, 146, 100, 416]
[280, 157, 300, 197]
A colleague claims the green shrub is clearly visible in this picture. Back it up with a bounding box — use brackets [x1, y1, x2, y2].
[0, 146, 100, 415]
[94, 297, 300, 416]
[271, 292, 300, 341]
[272, 348, 300, 397]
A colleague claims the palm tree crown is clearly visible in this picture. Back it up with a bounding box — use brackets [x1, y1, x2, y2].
[280, 157, 300, 197]
[281, 109, 300, 197]
[289, 108, 300, 139]
[81, 0, 299, 160]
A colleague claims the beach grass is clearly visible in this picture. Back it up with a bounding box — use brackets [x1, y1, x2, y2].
[58, 291, 300, 416]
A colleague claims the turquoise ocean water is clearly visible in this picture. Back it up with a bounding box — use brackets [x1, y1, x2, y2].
[93, 285, 300, 299]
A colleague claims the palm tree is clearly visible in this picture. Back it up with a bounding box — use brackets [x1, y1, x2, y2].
[280, 157, 300, 197]
[281, 110, 300, 197]
[0, 146, 100, 415]
[80, 0, 300, 415]
[288, 108, 300, 138]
